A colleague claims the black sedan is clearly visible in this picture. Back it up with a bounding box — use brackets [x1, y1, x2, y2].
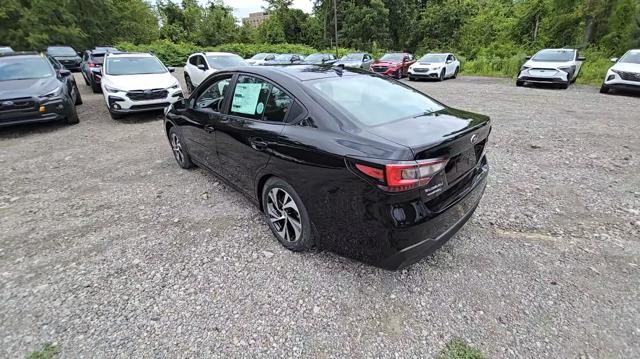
[0, 52, 82, 127]
[163, 65, 490, 270]
[46, 45, 82, 71]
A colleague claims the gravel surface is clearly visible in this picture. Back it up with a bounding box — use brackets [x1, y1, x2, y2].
[1, 70, 639, 358]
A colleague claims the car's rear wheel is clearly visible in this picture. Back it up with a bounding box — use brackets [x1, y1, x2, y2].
[74, 83, 83, 105]
[185, 74, 194, 93]
[82, 73, 90, 86]
[91, 82, 101, 93]
[439, 69, 445, 81]
[168, 127, 194, 169]
[262, 177, 314, 252]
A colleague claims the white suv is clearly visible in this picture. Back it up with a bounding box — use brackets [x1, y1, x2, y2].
[408, 53, 460, 81]
[184, 52, 246, 92]
[600, 49, 640, 94]
[517, 48, 585, 89]
[101, 52, 183, 119]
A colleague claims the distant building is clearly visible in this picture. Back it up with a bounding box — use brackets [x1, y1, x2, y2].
[243, 11, 270, 27]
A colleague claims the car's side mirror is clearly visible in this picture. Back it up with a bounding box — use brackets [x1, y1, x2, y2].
[577, 56, 586, 61]
[197, 64, 206, 70]
[525, 56, 532, 60]
[610, 57, 619, 63]
[167, 66, 175, 73]
[59, 69, 71, 77]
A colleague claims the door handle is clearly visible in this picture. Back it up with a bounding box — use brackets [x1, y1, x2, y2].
[204, 125, 215, 133]
[250, 138, 268, 151]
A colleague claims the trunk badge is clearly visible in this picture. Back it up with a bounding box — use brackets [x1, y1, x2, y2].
[470, 134, 479, 144]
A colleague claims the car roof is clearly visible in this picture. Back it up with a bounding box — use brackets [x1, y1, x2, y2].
[106, 52, 153, 58]
[540, 48, 576, 51]
[0, 51, 40, 58]
[219, 64, 363, 81]
[202, 52, 238, 56]
[47, 45, 75, 49]
[422, 53, 451, 56]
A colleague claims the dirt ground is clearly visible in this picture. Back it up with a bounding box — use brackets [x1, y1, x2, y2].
[1, 70, 638, 358]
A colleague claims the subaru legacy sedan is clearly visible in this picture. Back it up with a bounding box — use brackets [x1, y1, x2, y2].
[163, 66, 490, 270]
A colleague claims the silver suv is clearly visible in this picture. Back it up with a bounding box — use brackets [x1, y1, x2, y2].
[517, 48, 586, 89]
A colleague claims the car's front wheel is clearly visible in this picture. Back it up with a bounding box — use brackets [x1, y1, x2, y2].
[600, 84, 610, 94]
[439, 69, 445, 81]
[516, 80, 524, 87]
[168, 127, 194, 169]
[74, 83, 83, 105]
[66, 105, 80, 125]
[262, 177, 314, 252]
[453, 67, 459, 79]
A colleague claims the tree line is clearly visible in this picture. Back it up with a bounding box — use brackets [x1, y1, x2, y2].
[1, 0, 638, 64]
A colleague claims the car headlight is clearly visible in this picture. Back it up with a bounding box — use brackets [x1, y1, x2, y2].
[104, 85, 123, 93]
[520, 65, 531, 71]
[168, 83, 180, 90]
[558, 65, 575, 73]
[42, 86, 63, 98]
[611, 69, 621, 75]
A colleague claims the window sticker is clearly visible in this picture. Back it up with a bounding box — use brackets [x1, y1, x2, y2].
[231, 83, 262, 115]
[256, 102, 264, 114]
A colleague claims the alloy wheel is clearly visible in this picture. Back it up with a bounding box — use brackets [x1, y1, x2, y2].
[266, 187, 302, 242]
[171, 133, 185, 164]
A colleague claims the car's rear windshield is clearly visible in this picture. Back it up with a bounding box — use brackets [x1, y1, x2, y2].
[419, 54, 446, 63]
[307, 75, 444, 126]
[532, 50, 574, 62]
[206, 55, 246, 68]
[620, 52, 640, 64]
[91, 53, 105, 63]
[106, 56, 166, 75]
[47, 46, 77, 56]
[0, 57, 53, 81]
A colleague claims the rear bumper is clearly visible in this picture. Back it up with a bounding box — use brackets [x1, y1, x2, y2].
[0, 98, 70, 128]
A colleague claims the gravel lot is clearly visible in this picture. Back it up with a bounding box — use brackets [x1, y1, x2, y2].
[1, 70, 639, 358]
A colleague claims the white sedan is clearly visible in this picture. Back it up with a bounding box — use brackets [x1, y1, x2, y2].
[600, 49, 640, 94]
[408, 53, 460, 81]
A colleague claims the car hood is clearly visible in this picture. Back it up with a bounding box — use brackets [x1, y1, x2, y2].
[524, 60, 573, 69]
[0, 77, 60, 99]
[413, 61, 445, 67]
[373, 61, 402, 67]
[104, 73, 177, 91]
[611, 62, 640, 72]
[363, 107, 490, 151]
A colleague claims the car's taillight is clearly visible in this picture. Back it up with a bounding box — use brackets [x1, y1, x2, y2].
[354, 159, 448, 193]
[88, 62, 95, 67]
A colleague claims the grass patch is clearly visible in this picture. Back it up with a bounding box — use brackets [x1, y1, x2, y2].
[27, 342, 59, 359]
[436, 338, 485, 359]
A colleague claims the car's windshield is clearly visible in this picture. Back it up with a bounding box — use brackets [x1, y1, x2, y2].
[532, 49, 574, 62]
[275, 54, 294, 61]
[47, 46, 77, 56]
[380, 53, 404, 62]
[207, 55, 246, 68]
[0, 57, 53, 81]
[90, 53, 106, 64]
[106, 56, 167, 75]
[95, 47, 118, 52]
[305, 54, 327, 62]
[0, 47, 13, 54]
[342, 54, 363, 61]
[619, 51, 640, 64]
[419, 54, 447, 63]
[308, 75, 444, 126]
[250, 53, 270, 60]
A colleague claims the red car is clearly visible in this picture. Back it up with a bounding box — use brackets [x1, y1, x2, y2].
[370, 52, 416, 79]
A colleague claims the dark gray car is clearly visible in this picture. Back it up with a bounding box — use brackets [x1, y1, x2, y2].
[334, 53, 374, 70]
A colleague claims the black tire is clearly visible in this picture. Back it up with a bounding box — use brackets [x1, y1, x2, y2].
[439, 69, 445, 81]
[185, 74, 194, 93]
[262, 177, 314, 252]
[82, 72, 90, 86]
[109, 111, 124, 120]
[600, 84, 610, 94]
[91, 82, 101, 93]
[395, 69, 402, 80]
[168, 127, 194, 169]
[559, 80, 570, 90]
[516, 80, 524, 87]
[453, 67, 459, 79]
[66, 105, 79, 125]
[408, 76, 414, 81]
[74, 83, 83, 105]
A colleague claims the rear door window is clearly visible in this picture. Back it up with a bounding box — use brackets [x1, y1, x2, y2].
[229, 75, 294, 123]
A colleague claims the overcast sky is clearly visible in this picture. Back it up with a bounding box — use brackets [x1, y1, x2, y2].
[226, 0, 314, 20]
